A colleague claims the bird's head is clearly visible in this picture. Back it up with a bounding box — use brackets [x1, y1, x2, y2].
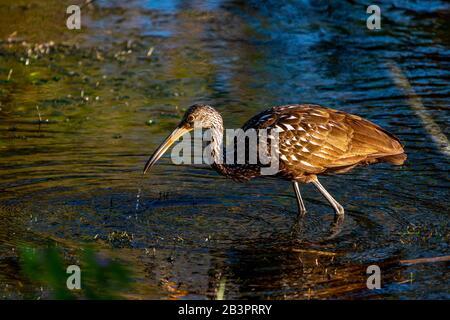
[143, 104, 222, 174]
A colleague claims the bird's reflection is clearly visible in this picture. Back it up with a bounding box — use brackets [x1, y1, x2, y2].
[289, 212, 345, 242]
[205, 240, 339, 299]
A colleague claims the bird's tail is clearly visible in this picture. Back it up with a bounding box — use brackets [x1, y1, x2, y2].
[379, 152, 407, 165]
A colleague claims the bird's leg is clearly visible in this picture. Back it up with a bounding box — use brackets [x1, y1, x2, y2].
[293, 181, 307, 216]
[311, 178, 345, 216]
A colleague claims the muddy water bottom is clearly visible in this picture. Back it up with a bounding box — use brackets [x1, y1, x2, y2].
[0, 0, 449, 299]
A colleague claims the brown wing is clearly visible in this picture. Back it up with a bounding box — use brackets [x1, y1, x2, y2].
[243, 104, 406, 179]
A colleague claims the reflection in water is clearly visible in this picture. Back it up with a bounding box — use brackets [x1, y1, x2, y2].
[290, 214, 346, 241]
[0, 0, 449, 299]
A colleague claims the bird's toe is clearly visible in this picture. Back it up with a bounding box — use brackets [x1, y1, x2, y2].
[335, 205, 345, 216]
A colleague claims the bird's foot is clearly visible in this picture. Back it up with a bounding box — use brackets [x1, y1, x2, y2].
[325, 214, 345, 240]
[334, 204, 345, 216]
[290, 213, 306, 238]
[297, 209, 307, 219]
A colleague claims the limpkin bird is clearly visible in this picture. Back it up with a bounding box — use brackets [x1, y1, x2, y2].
[144, 104, 406, 217]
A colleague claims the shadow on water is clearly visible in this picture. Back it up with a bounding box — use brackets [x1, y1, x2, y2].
[0, 0, 449, 299]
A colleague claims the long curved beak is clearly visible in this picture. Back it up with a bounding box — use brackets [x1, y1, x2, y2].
[143, 125, 192, 174]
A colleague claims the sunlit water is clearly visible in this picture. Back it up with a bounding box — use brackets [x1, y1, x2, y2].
[0, 0, 448, 299]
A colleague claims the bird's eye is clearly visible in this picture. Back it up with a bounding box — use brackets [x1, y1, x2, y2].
[187, 115, 195, 123]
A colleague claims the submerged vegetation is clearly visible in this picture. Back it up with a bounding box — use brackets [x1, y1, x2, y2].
[19, 245, 133, 299]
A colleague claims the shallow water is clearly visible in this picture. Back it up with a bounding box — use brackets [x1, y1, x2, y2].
[0, 0, 449, 299]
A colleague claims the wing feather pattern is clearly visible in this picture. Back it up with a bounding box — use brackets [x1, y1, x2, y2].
[242, 104, 406, 180]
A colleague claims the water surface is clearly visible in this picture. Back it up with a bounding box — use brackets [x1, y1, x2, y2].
[0, 0, 449, 299]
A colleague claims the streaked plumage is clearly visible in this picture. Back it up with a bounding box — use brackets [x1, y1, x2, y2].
[144, 103, 406, 218]
[242, 104, 406, 183]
